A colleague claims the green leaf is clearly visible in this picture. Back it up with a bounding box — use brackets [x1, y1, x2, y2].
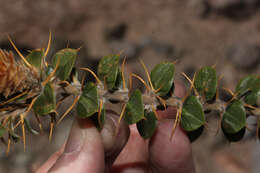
[150, 62, 175, 96]
[77, 82, 99, 118]
[98, 108, 105, 130]
[236, 75, 260, 106]
[24, 118, 39, 135]
[26, 49, 44, 70]
[33, 83, 56, 115]
[236, 75, 260, 96]
[186, 126, 204, 142]
[181, 95, 205, 131]
[124, 89, 144, 124]
[222, 126, 245, 142]
[0, 125, 5, 137]
[113, 69, 123, 90]
[221, 100, 246, 134]
[194, 66, 217, 101]
[244, 90, 260, 106]
[52, 48, 77, 80]
[9, 131, 20, 143]
[137, 110, 157, 139]
[97, 55, 120, 90]
[90, 108, 106, 131]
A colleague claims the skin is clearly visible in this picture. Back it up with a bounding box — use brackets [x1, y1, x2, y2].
[36, 83, 195, 173]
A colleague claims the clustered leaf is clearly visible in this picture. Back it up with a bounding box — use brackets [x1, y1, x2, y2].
[150, 62, 175, 97]
[221, 100, 246, 142]
[89, 108, 106, 131]
[221, 100, 246, 134]
[194, 66, 217, 101]
[0, 126, 5, 137]
[236, 75, 260, 96]
[33, 83, 56, 115]
[97, 55, 121, 91]
[52, 48, 77, 81]
[181, 95, 205, 132]
[77, 82, 99, 118]
[124, 89, 144, 124]
[26, 49, 44, 70]
[236, 75, 260, 106]
[137, 110, 157, 139]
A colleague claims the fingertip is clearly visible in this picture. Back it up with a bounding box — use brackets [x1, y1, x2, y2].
[36, 144, 65, 173]
[149, 119, 195, 173]
[101, 112, 130, 167]
[45, 113, 130, 173]
[48, 118, 105, 172]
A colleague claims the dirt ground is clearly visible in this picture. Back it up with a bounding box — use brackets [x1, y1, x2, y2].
[0, 0, 260, 172]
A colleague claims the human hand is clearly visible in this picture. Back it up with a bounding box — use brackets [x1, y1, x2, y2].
[37, 83, 195, 173]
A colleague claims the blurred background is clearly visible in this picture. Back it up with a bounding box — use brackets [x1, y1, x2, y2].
[1, 0, 260, 172]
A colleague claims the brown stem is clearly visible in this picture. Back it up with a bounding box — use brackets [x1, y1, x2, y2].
[203, 99, 226, 115]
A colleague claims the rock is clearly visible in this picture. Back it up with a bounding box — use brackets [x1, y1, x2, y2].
[227, 40, 260, 70]
[208, 0, 258, 9]
[104, 23, 128, 42]
[150, 41, 175, 57]
[208, 0, 242, 9]
[188, 0, 211, 18]
[204, 0, 260, 18]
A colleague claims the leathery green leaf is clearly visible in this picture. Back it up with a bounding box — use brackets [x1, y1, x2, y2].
[236, 75, 260, 97]
[77, 82, 99, 118]
[24, 118, 39, 135]
[26, 49, 44, 70]
[90, 108, 106, 131]
[244, 90, 260, 106]
[194, 66, 217, 101]
[98, 108, 105, 130]
[137, 110, 157, 139]
[97, 55, 120, 90]
[221, 100, 246, 134]
[181, 95, 205, 131]
[124, 89, 144, 124]
[9, 131, 20, 143]
[113, 69, 123, 90]
[150, 62, 175, 96]
[52, 48, 77, 80]
[0, 125, 5, 137]
[33, 83, 56, 115]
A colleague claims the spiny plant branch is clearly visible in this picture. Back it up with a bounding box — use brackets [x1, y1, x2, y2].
[0, 34, 260, 154]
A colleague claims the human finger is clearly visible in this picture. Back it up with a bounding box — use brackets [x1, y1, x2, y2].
[39, 112, 129, 173]
[148, 119, 195, 173]
[36, 143, 65, 173]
